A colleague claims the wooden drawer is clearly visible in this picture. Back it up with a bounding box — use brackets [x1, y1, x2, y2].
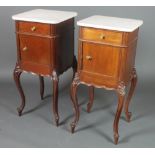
[19, 34, 51, 66]
[81, 27, 123, 45]
[18, 21, 51, 36]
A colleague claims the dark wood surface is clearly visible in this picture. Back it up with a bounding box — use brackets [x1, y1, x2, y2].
[14, 18, 76, 126]
[70, 26, 139, 144]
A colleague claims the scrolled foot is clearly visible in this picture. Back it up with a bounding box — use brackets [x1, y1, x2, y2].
[70, 122, 76, 133]
[87, 103, 91, 113]
[41, 96, 44, 100]
[17, 107, 22, 116]
[55, 116, 59, 127]
[114, 133, 119, 145]
[126, 112, 132, 122]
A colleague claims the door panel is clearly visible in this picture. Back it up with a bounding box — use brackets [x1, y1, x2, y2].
[81, 42, 120, 78]
[19, 34, 51, 65]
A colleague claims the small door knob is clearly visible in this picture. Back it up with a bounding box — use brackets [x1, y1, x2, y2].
[31, 26, 36, 32]
[22, 46, 28, 51]
[100, 34, 105, 39]
[86, 55, 92, 60]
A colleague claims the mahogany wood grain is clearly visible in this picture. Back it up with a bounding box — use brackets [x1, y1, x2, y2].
[82, 42, 120, 77]
[19, 34, 51, 66]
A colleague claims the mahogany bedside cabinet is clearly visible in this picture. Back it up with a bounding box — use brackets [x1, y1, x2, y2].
[12, 9, 77, 126]
[70, 15, 143, 144]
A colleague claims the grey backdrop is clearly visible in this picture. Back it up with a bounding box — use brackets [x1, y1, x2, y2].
[0, 6, 155, 148]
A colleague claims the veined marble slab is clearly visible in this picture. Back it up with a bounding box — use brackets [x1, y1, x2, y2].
[12, 9, 77, 24]
[77, 15, 143, 32]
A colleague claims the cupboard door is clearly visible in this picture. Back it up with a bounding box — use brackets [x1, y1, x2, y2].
[19, 34, 51, 66]
[81, 42, 120, 79]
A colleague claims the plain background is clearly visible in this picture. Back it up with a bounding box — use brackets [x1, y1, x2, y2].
[0, 6, 154, 147]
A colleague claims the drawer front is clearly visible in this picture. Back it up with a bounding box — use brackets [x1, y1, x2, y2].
[19, 34, 51, 66]
[18, 21, 51, 35]
[80, 42, 120, 79]
[81, 27, 123, 45]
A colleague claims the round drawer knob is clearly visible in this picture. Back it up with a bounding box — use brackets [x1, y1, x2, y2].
[22, 46, 28, 51]
[86, 55, 92, 60]
[31, 26, 36, 32]
[100, 34, 105, 39]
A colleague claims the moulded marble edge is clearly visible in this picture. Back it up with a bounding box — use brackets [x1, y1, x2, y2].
[77, 15, 143, 32]
[12, 9, 78, 24]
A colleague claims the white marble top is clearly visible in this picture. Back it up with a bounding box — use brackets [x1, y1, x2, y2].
[77, 15, 143, 32]
[12, 9, 77, 24]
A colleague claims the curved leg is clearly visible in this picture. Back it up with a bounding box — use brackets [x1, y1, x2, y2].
[72, 55, 77, 79]
[87, 86, 94, 113]
[70, 73, 80, 133]
[124, 68, 137, 122]
[39, 75, 44, 100]
[52, 71, 59, 126]
[13, 64, 25, 116]
[113, 82, 125, 144]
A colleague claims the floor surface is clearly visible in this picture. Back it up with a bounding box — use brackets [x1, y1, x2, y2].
[0, 70, 155, 147]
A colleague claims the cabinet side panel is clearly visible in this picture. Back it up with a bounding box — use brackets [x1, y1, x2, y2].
[123, 30, 139, 85]
[15, 21, 21, 63]
[125, 40, 138, 84]
[78, 27, 83, 71]
[56, 18, 74, 74]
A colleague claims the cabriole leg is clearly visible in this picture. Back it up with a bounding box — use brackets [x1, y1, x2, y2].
[70, 73, 80, 133]
[124, 68, 137, 122]
[13, 64, 25, 116]
[113, 82, 125, 144]
[52, 71, 59, 126]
